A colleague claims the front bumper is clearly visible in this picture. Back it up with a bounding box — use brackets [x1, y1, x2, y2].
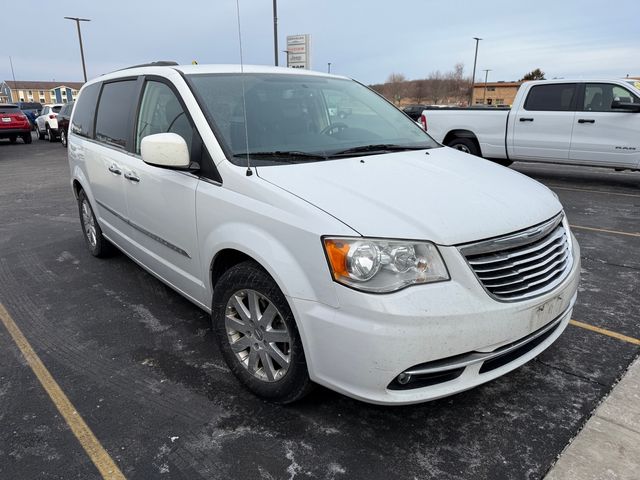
[290, 235, 580, 405]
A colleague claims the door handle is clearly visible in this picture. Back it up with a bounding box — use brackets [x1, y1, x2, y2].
[124, 172, 140, 183]
[578, 119, 595, 124]
[108, 164, 122, 175]
[519, 117, 534, 122]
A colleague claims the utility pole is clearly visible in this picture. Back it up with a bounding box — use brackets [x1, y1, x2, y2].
[9, 56, 17, 102]
[482, 69, 491, 104]
[327, 62, 331, 74]
[470, 37, 482, 106]
[272, 0, 278, 66]
[64, 17, 91, 82]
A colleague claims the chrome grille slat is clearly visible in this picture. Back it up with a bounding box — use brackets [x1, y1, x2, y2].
[478, 247, 568, 281]
[471, 237, 565, 273]
[459, 216, 572, 302]
[468, 228, 565, 266]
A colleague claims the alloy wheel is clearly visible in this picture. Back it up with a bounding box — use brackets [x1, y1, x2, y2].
[81, 199, 97, 248]
[225, 289, 291, 382]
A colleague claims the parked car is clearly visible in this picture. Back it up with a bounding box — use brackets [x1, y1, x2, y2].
[69, 63, 580, 405]
[420, 79, 640, 170]
[17, 101, 42, 129]
[35, 104, 64, 142]
[0, 104, 32, 144]
[57, 102, 74, 147]
[402, 104, 428, 121]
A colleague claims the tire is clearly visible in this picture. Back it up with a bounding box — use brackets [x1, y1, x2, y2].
[212, 261, 313, 404]
[60, 129, 67, 147]
[47, 126, 56, 142]
[22, 133, 32, 144]
[77, 190, 112, 258]
[447, 137, 479, 156]
[37, 125, 45, 140]
[9, 136, 16, 144]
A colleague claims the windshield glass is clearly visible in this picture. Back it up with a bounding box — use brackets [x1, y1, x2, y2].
[187, 73, 439, 165]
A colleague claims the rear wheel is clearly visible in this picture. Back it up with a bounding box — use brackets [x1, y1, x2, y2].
[37, 125, 45, 140]
[47, 126, 56, 142]
[22, 133, 32, 144]
[9, 136, 16, 144]
[447, 137, 479, 156]
[78, 190, 112, 257]
[212, 261, 313, 404]
[60, 129, 67, 147]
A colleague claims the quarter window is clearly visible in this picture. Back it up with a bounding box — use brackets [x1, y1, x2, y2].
[71, 83, 100, 138]
[95, 80, 138, 149]
[135, 81, 193, 154]
[524, 84, 577, 111]
[583, 83, 640, 112]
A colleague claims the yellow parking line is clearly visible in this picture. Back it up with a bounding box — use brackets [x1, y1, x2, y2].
[570, 319, 640, 346]
[549, 185, 640, 199]
[570, 224, 640, 238]
[0, 303, 126, 480]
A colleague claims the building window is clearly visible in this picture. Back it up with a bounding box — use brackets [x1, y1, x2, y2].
[495, 99, 505, 105]
[50, 90, 55, 96]
[475, 99, 484, 104]
[487, 87, 496, 92]
[39, 97, 45, 103]
[39, 90, 44, 96]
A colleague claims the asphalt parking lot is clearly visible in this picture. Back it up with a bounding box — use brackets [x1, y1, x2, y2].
[0, 136, 638, 480]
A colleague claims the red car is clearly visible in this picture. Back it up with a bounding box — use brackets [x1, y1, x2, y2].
[0, 104, 32, 144]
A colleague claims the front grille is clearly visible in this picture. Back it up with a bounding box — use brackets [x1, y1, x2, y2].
[459, 214, 572, 301]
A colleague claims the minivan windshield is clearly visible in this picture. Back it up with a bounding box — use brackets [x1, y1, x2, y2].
[187, 73, 439, 165]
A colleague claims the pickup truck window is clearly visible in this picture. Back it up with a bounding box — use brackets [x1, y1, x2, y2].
[583, 83, 640, 112]
[524, 84, 577, 112]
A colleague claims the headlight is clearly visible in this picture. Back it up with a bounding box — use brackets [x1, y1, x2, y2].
[323, 237, 449, 293]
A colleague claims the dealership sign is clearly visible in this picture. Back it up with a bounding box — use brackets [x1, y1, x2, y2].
[286, 34, 311, 69]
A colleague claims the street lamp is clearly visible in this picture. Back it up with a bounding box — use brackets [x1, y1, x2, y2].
[327, 62, 331, 74]
[469, 37, 482, 106]
[482, 69, 492, 104]
[64, 17, 91, 82]
[272, 0, 278, 66]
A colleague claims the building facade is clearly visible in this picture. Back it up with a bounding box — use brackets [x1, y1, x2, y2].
[0, 81, 84, 104]
[472, 81, 521, 106]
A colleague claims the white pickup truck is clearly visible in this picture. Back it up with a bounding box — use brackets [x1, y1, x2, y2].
[420, 79, 640, 171]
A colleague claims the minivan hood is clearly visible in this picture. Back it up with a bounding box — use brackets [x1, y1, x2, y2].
[256, 147, 562, 245]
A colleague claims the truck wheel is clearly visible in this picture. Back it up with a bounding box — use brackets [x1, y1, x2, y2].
[448, 137, 479, 156]
[212, 260, 313, 404]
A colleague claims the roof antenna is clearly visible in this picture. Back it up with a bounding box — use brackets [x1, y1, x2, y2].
[235, 0, 253, 177]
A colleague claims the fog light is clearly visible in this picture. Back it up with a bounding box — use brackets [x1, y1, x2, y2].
[396, 373, 412, 385]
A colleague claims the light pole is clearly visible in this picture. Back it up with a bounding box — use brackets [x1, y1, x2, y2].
[64, 17, 91, 82]
[482, 69, 492, 104]
[327, 62, 331, 74]
[272, 0, 278, 66]
[469, 37, 482, 106]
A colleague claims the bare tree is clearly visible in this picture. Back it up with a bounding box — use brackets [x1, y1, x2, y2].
[385, 73, 407, 105]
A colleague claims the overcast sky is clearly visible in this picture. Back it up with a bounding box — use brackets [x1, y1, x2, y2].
[3, 0, 639, 85]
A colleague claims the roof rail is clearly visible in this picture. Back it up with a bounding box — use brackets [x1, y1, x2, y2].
[116, 61, 179, 71]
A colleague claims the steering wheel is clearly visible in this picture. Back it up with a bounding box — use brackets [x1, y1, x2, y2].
[321, 122, 348, 136]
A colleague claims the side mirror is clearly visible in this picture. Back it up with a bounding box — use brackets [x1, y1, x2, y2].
[611, 99, 640, 112]
[141, 133, 191, 168]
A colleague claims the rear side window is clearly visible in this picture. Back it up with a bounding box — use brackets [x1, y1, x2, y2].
[52, 106, 62, 113]
[524, 84, 577, 111]
[71, 83, 100, 138]
[95, 80, 138, 149]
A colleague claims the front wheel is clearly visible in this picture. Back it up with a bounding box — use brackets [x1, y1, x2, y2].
[212, 261, 313, 404]
[78, 190, 112, 257]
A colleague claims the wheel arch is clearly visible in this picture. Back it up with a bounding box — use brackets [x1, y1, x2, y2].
[443, 129, 482, 156]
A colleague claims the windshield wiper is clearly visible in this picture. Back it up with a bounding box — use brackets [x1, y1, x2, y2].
[232, 151, 327, 163]
[329, 144, 429, 157]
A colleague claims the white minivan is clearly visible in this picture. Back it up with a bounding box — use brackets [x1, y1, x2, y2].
[68, 63, 580, 405]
